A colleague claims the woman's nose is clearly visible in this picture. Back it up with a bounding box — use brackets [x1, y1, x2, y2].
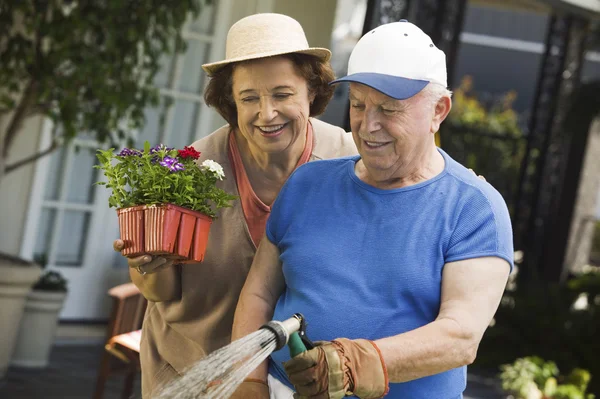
[259, 98, 277, 120]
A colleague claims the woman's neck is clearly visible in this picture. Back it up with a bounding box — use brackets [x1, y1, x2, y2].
[233, 128, 307, 182]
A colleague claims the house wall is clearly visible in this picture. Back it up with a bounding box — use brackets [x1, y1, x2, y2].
[273, 0, 339, 48]
[0, 114, 44, 256]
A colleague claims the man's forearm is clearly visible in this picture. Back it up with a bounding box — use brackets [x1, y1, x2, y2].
[375, 317, 480, 383]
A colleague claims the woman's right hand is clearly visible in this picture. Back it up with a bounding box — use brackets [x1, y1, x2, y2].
[113, 239, 177, 275]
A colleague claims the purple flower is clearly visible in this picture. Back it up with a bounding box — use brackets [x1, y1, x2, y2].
[159, 156, 185, 172]
[150, 144, 173, 154]
[117, 148, 142, 157]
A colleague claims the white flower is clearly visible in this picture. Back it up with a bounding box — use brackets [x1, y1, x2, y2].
[201, 159, 225, 180]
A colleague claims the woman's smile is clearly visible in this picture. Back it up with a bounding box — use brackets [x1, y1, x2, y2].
[256, 122, 289, 137]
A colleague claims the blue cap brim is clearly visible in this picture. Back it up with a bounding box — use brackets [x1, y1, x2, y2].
[330, 73, 429, 100]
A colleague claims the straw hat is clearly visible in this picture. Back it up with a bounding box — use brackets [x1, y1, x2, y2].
[201, 13, 331, 75]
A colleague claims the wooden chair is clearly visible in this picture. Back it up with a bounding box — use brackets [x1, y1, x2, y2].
[93, 283, 147, 399]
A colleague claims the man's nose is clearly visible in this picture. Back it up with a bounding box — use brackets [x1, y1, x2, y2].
[362, 107, 382, 134]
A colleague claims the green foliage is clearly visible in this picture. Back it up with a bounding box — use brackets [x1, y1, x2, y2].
[0, 0, 207, 174]
[447, 76, 523, 137]
[441, 76, 526, 210]
[476, 267, 600, 396]
[33, 270, 68, 292]
[94, 142, 236, 218]
[31, 253, 68, 292]
[499, 357, 594, 399]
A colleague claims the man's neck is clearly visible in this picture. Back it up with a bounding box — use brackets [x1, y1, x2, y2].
[356, 145, 445, 190]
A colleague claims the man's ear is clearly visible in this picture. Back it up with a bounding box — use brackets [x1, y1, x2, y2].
[431, 96, 452, 134]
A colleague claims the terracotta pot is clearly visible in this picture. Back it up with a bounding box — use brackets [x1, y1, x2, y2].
[117, 204, 212, 262]
[116, 205, 145, 257]
[182, 212, 213, 263]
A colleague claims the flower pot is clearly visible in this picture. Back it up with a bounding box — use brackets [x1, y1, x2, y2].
[116, 205, 146, 257]
[117, 204, 212, 262]
[10, 290, 68, 368]
[0, 253, 42, 378]
[182, 211, 213, 263]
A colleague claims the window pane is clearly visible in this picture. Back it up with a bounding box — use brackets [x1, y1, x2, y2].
[153, 50, 176, 88]
[55, 211, 91, 266]
[33, 208, 56, 261]
[177, 40, 210, 94]
[66, 146, 98, 204]
[137, 104, 166, 147]
[168, 100, 200, 148]
[188, 3, 216, 35]
[44, 146, 67, 200]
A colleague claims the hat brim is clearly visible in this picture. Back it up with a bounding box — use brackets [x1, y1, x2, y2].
[202, 48, 331, 75]
[330, 73, 429, 100]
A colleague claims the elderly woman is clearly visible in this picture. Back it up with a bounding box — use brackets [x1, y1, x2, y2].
[113, 13, 356, 398]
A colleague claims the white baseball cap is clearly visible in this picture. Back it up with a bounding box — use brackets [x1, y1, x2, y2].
[331, 20, 447, 99]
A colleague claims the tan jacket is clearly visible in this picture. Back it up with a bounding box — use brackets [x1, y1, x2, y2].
[140, 118, 357, 397]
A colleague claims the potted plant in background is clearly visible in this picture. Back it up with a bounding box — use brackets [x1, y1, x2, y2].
[10, 254, 68, 368]
[95, 142, 236, 263]
[0, 254, 41, 378]
[499, 356, 595, 399]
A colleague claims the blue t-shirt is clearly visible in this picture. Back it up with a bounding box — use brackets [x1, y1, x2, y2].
[266, 149, 513, 399]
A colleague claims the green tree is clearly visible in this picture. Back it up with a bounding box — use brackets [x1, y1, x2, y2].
[0, 0, 208, 181]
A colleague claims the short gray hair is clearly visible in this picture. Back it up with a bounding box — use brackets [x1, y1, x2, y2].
[421, 83, 452, 106]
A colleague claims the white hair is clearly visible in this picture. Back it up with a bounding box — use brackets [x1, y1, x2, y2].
[421, 83, 452, 106]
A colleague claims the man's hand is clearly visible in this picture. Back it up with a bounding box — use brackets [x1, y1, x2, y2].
[283, 339, 389, 399]
[229, 379, 269, 399]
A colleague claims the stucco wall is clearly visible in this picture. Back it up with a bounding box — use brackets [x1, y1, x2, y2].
[0, 114, 44, 256]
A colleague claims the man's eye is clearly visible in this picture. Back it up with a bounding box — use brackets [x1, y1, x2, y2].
[352, 103, 365, 110]
[382, 108, 396, 114]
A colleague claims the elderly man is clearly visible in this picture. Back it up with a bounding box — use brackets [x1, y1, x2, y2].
[232, 20, 513, 399]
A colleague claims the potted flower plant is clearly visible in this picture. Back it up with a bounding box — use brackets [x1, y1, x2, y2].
[95, 142, 236, 262]
[499, 356, 595, 399]
[11, 255, 68, 368]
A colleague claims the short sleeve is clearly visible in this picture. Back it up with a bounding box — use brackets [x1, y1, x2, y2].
[445, 189, 514, 270]
[266, 165, 310, 245]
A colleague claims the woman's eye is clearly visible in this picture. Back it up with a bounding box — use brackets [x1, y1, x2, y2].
[241, 97, 258, 103]
[274, 93, 292, 99]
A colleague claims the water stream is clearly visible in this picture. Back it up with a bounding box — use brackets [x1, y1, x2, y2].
[154, 328, 277, 399]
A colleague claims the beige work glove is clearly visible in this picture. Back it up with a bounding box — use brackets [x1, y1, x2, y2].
[229, 378, 270, 399]
[283, 338, 389, 399]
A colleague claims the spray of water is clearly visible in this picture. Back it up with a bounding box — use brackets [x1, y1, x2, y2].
[154, 328, 277, 399]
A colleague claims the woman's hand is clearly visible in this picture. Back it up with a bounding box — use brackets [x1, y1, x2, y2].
[114, 239, 182, 301]
[113, 239, 177, 275]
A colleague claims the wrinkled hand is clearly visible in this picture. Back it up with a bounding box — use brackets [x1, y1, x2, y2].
[468, 168, 486, 182]
[113, 239, 176, 275]
[229, 379, 269, 399]
[283, 339, 389, 399]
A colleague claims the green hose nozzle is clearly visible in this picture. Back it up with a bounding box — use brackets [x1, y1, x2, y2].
[288, 332, 307, 357]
